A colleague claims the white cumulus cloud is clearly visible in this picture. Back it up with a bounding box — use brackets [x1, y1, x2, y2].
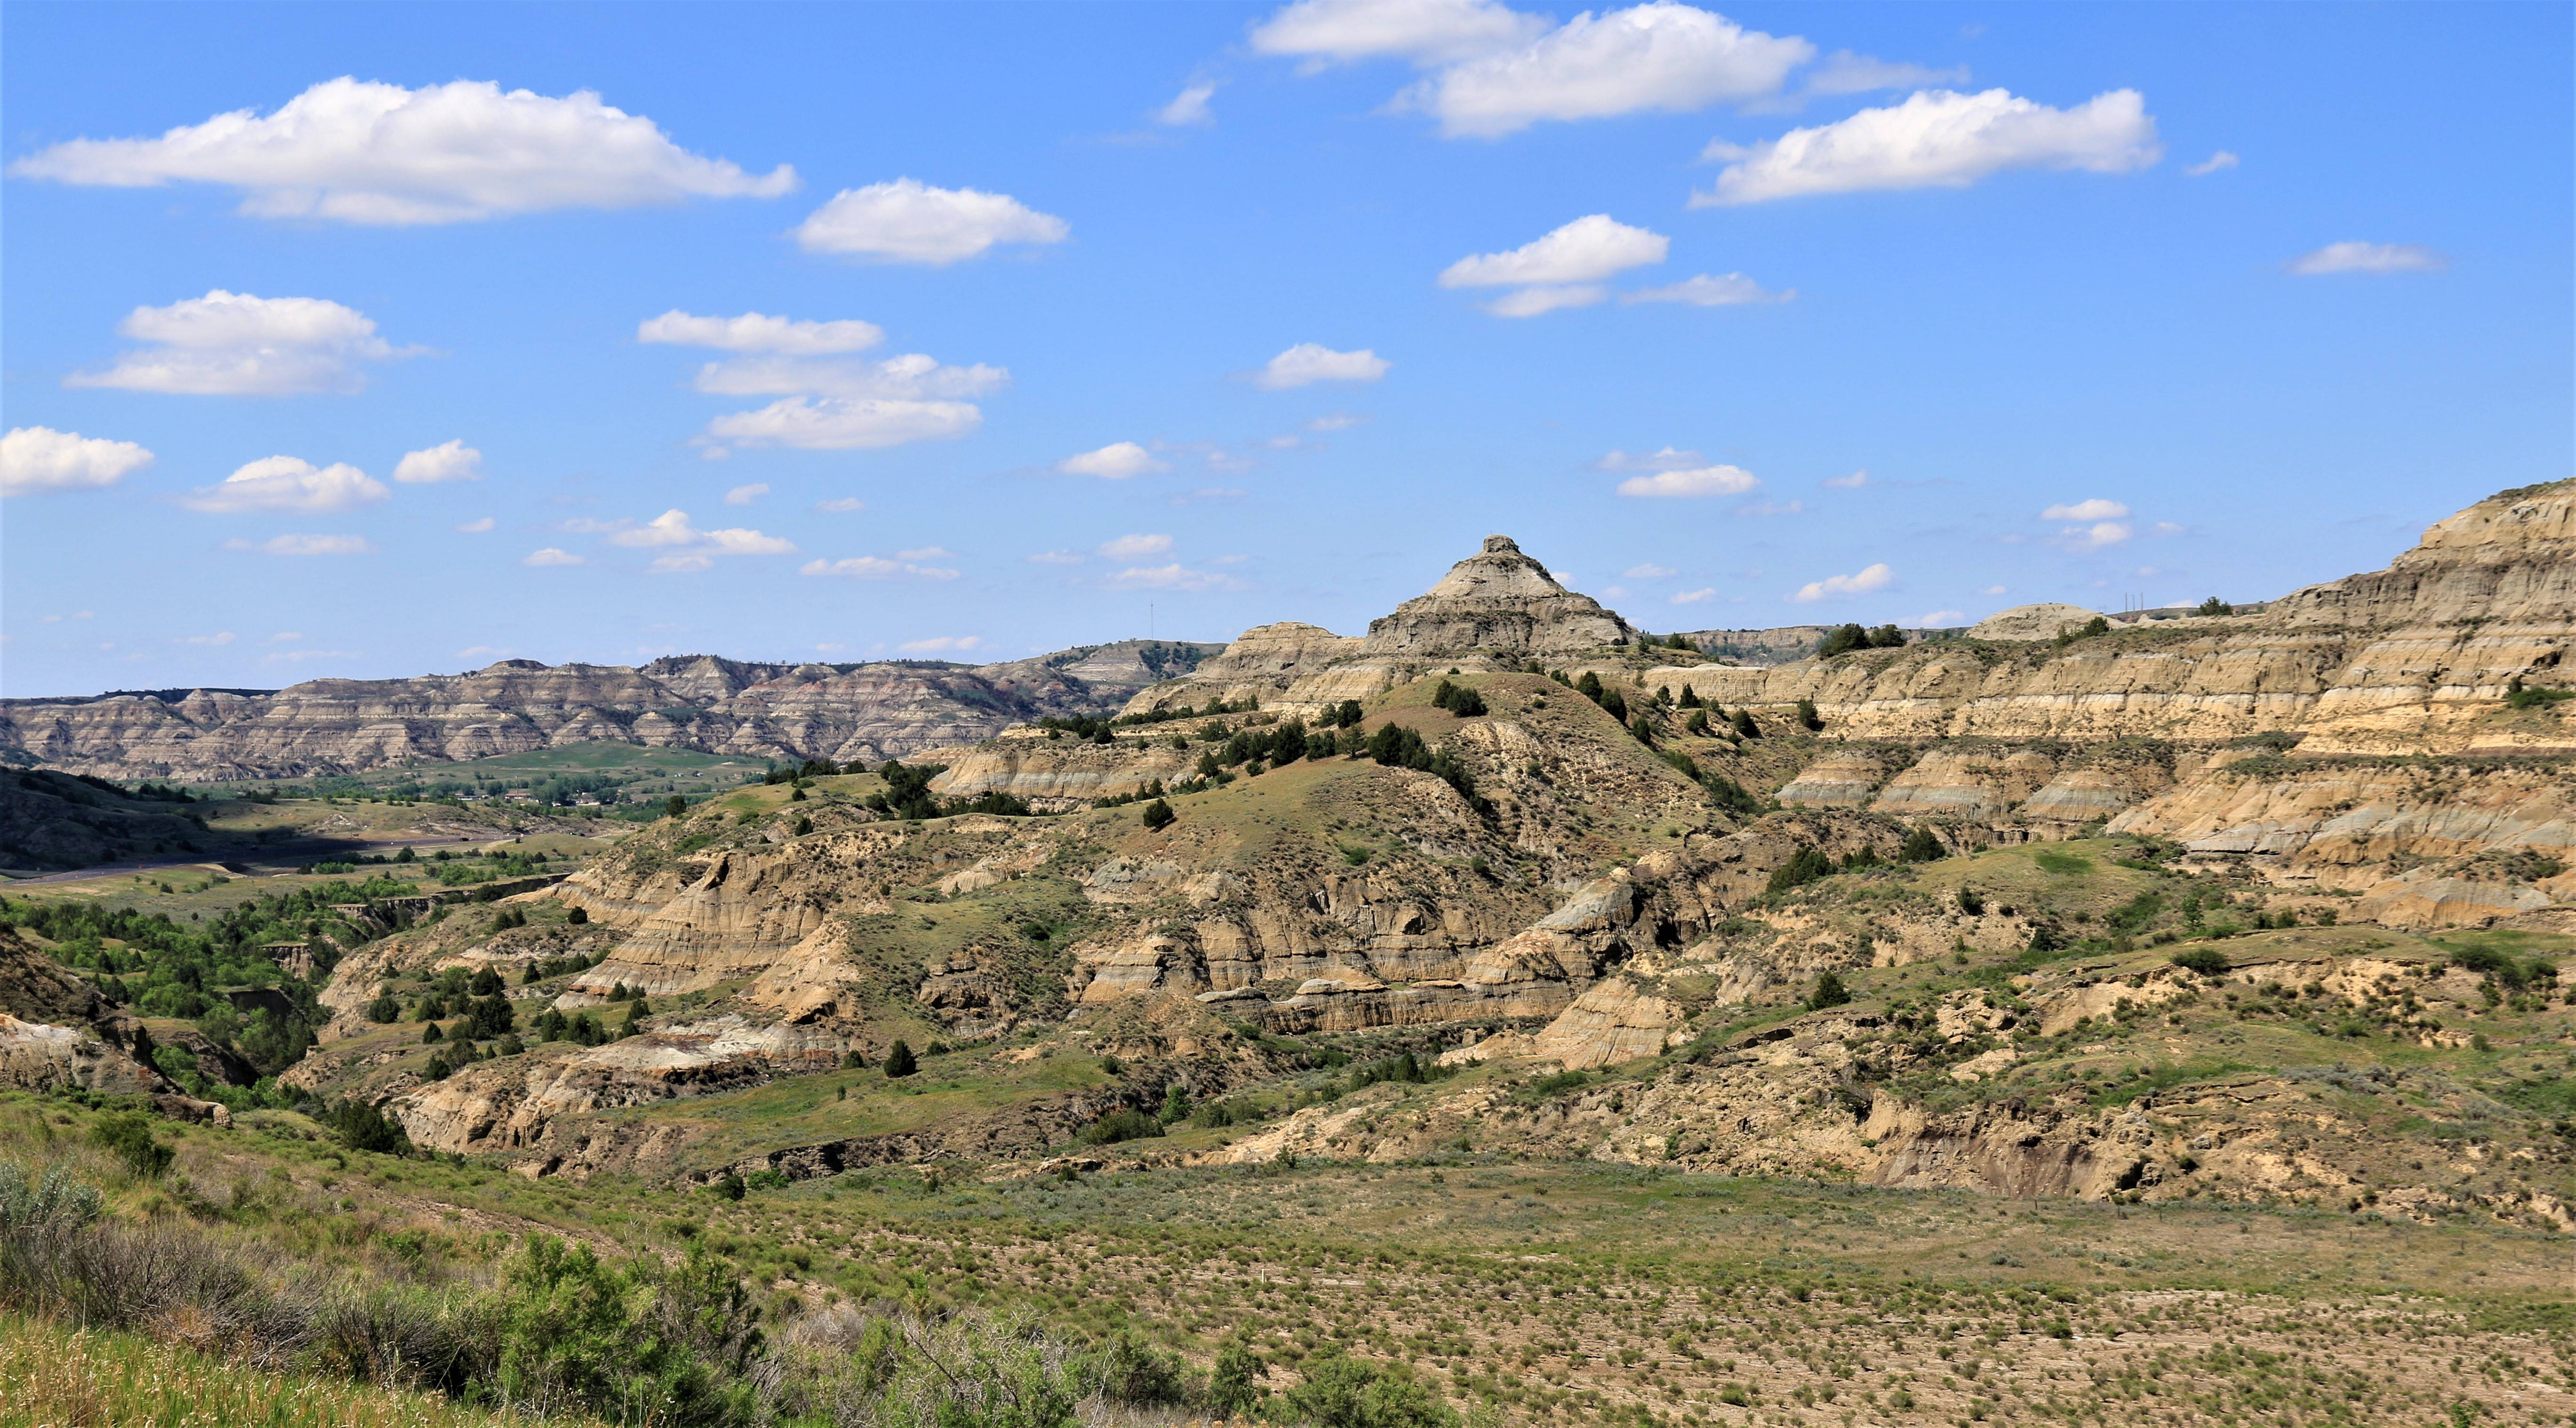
[2287, 241, 2446, 276]
[2041, 498, 2129, 522]
[793, 178, 1068, 265]
[2054, 521, 2132, 551]
[1257, 343, 1391, 389]
[799, 554, 962, 580]
[815, 497, 867, 513]
[1105, 563, 1247, 592]
[223, 532, 376, 556]
[1599, 446, 1704, 471]
[1822, 469, 1869, 489]
[1790, 562, 1892, 602]
[523, 548, 584, 567]
[1696, 88, 2160, 206]
[1616, 464, 1760, 498]
[67, 290, 415, 395]
[1625, 563, 1676, 578]
[1670, 588, 1717, 604]
[1906, 609, 1967, 627]
[724, 484, 769, 506]
[1098, 533, 1175, 559]
[697, 397, 982, 453]
[1408, 2, 1813, 138]
[688, 352, 1009, 401]
[1443, 215, 1669, 316]
[182, 455, 389, 514]
[638, 310, 884, 355]
[604, 509, 797, 565]
[899, 635, 985, 654]
[1621, 272, 1792, 306]
[1157, 82, 1219, 126]
[1058, 442, 1170, 479]
[1487, 284, 1607, 317]
[393, 439, 480, 484]
[455, 516, 496, 533]
[1, 426, 155, 497]
[176, 632, 235, 646]
[1029, 550, 1084, 565]
[1803, 51, 1969, 97]
[1250, 0, 1547, 66]
[2184, 150, 2239, 177]
[9, 77, 796, 225]
[1440, 214, 1668, 287]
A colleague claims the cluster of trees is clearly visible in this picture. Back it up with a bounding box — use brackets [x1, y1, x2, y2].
[0, 884, 415, 1081]
[1817, 623, 1908, 658]
[1426, 679, 1486, 718]
[1766, 828, 1948, 894]
[763, 758, 860, 784]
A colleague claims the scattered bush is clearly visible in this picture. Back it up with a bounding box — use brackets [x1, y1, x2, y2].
[883, 1041, 919, 1078]
[1281, 1350, 1459, 1428]
[1766, 846, 1833, 894]
[90, 1113, 171, 1181]
[1076, 1107, 1165, 1146]
[2172, 947, 2231, 977]
[1806, 971, 1851, 1011]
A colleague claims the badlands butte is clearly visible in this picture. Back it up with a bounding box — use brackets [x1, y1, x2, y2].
[3, 480, 2575, 1425]
[16, 476, 2569, 1179]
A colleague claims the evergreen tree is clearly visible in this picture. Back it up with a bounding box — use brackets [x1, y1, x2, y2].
[1140, 798, 1176, 831]
[1900, 826, 1946, 863]
[1795, 698, 1823, 731]
[1817, 623, 1869, 658]
[883, 1040, 918, 1077]
[1731, 708, 1761, 739]
[1806, 971, 1851, 1010]
[1334, 700, 1365, 728]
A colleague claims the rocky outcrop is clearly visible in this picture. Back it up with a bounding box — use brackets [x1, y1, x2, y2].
[1360, 536, 1639, 658]
[1526, 976, 1682, 1069]
[2, 640, 1220, 781]
[0, 929, 166, 1097]
[388, 1013, 843, 1154]
[1121, 623, 1363, 716]
[924, 738, 1195, 811]
[1969, 604, 2104, 641]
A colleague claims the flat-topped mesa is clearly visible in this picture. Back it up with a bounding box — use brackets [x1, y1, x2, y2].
[1359, 535, 1640, 657]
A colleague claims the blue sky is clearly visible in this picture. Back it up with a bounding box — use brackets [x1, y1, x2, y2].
[3, 0, 2567, 696]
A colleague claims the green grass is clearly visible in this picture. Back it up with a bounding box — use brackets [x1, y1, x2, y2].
[0, 1314, 593, 1427]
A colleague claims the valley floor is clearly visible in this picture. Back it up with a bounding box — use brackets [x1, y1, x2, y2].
[2, 1092, 2568, 1428]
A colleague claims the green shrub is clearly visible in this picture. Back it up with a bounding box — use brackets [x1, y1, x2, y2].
[1806, 971, 1851, 1011]
[1279, 1351, 1459, 1428]
[1076, 1108, 1165, 1146]
[1141, 798, 1176, 831]
[495, 1236, 758, 1428]
[90, 1113, 171, 1181]
[0, 1159, 102, 1234]
[1206, 1343, 1265, 1415]
[1766, 846, 1833, 894]
[883, 1041, 918, 1078]
[2171, 947, 2231, 977]
[1899, 826, 1945, 863]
